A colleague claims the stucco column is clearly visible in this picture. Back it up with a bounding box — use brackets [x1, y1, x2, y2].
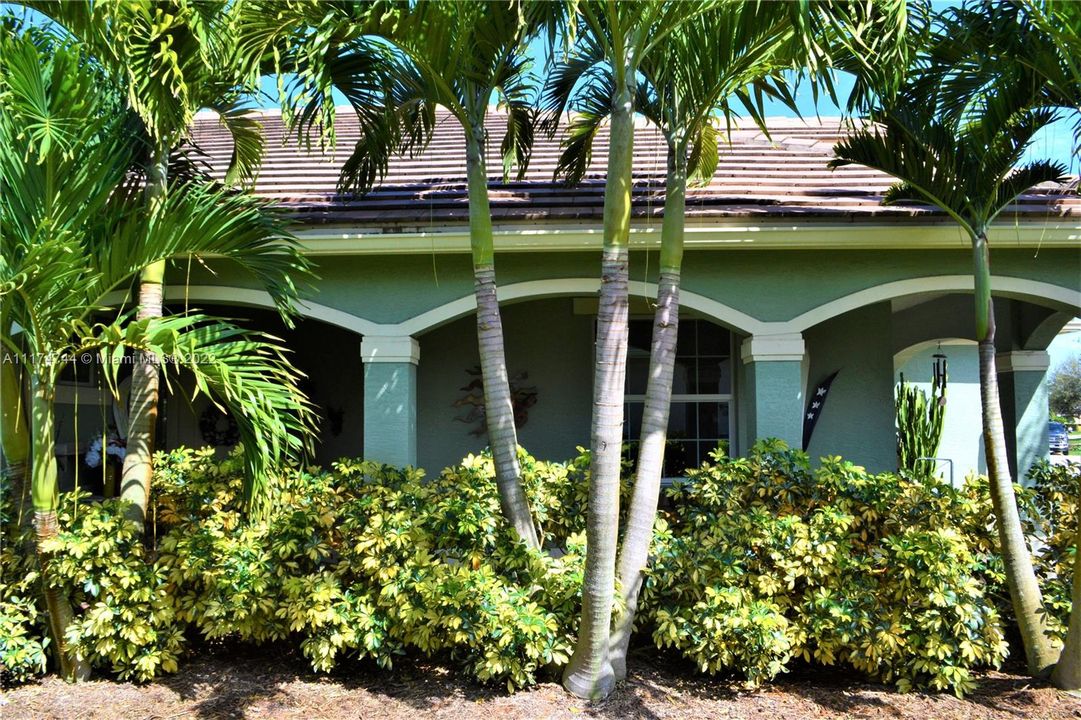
[740, 332, 806, 449]
[361, 335, 419, 467]
[997, 350, 1051, 483]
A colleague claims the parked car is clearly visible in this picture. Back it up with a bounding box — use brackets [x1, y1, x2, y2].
[1049, 421, 1070, 454]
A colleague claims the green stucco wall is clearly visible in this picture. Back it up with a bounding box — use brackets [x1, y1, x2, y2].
[999, 368, 1051, 483]
[895, 343, 985, 483]
[418, 298, 594, 470]
[179, 247, 1080, 334]
[364, 362, 417, 466]
[126, 242, 1079, 475]
[805, 302, 897, 472]
[743, 360, 803, 450]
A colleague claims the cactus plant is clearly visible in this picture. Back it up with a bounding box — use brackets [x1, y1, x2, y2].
[896, 369, 947, 477]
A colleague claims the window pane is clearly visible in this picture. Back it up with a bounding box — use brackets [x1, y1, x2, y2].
[629, 320, 652, 354]
[677, 320, 697, 356]
[697, 357, 732, 395]
[671, 357, 695, 394]
[700, 439, 729, 464]
[667, 402, 695, 440]
[625, 402, 644, 440]
[663, 441, 693, 477]
[698, 402, 721, 439]
[697, 324, 729, 356]
[626, 356, 650, 394]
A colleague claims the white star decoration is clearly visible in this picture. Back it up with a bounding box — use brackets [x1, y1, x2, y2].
[816, 387, 827, 396]
[806, 412, 814, 419]
[812, 401, 821, 409]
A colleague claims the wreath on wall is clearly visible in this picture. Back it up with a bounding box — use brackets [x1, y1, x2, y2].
[453, 365, 538, 437]
[199, 405, 240, 447]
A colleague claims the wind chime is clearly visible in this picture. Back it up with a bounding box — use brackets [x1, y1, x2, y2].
[932, 346, 948, 406]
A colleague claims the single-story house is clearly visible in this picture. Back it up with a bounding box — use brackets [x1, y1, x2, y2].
[57, 111, 1081, 486]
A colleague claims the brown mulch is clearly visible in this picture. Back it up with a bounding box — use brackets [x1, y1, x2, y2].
[3, 644, 1080, 720]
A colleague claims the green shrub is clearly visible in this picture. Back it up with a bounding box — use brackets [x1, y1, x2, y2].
[45, 493, 185, 681]
[3, 443, 1072, 695]
[641, 440, 1009, 695]
[151, 447, 584, 690]
[1026, 460, 1080, 642]
[0, 483, 48, 685]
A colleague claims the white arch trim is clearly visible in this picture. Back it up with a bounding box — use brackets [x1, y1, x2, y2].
[100, 285, 388, 337]
[893, 337, 975, 370]
[105, 275, 1079, 347]
[789, 275, 1081, 333]
[394, 278, 772, 336]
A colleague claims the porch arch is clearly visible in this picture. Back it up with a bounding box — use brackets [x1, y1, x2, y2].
[787, 275, 1081, 333]
[138, 284, 386, 337]
[395, 277, 772, 336]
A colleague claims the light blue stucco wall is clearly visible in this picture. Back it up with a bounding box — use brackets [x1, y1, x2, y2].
[418, 298, 594, 470]
[1000, 368, 1051, 483]
[805, 302, 897, 472]
[743, 361, 803, 450]
[895, 343, 985, 483]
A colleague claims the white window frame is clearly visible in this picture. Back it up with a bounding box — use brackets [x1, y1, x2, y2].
[622, 316, 737, 480]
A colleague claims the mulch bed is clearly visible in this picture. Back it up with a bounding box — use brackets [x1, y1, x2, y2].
[3, 643, 1080, 720]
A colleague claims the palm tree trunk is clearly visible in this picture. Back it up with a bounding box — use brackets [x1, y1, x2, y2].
[29, 379, 90, 681]
[609, 148, 687, 682]
[1052, 520, 1081, 690]
[120, 146, 168, 530]
[563, 80, 635, 701]
[465, 129, 539, 550]
[972, 232, 1057, 677]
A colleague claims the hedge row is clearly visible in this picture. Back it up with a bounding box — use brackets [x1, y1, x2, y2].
[1, 442, 1075, 695]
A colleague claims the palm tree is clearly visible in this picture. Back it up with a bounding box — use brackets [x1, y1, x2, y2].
[885, 0, 1080, 690]
[831, 82, 1067, 678]
[917, 0, 1079, 154]
[547, 5, 824, 682]
[547, 0, 914, 685]
[0, 30, 316, 680]
[20, 0, 277, 529]
[547, 8, 788, 683]
[236, 0, 553, 550]
[540, 0, 722, 699]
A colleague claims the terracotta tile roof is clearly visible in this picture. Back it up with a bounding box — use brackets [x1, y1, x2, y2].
[189, 110, 1079, 227]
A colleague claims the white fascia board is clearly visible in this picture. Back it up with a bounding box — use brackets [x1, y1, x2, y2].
[296, 219, 1081, 255]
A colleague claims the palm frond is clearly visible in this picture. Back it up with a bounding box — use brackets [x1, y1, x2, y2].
[92, 183, 312, 322]
[207, 99, 266, 187]
[86, 313, 317, 515]
[991, 159, 1069, 221]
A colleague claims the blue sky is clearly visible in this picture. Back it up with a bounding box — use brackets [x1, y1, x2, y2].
[5, 0, 1076, 171]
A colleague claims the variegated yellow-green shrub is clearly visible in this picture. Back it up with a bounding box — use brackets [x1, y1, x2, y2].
[1024, 460, 1079, 643]
[641, 440, 1011, 696]
[0, 499, 48, 685]
[2, 445, 1072, 695]
[151, 447, 584, 690]
[45, 494, 185, 681]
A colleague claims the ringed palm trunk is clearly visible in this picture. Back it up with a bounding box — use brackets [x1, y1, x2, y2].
[608, 146, 687, 682]
[29, 378, 90, 681]
[120, 147, 168, 529]
[563, 80, 634, 701]
[972, 232, 1057, 677]
[1052, 520, 1081, 690]
[464, 128, 539, 550]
